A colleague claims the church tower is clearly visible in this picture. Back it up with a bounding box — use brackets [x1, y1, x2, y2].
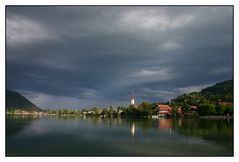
[130, 90, 135, 105]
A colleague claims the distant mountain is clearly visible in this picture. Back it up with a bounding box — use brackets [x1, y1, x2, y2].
[201, 79, 233, 102]
[6, 89, 42, 112]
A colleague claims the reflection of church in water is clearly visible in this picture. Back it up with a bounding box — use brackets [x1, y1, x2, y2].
[128, 91, 174, 136]
[130, 123, 136, 136]
[130, 119, 173, 137]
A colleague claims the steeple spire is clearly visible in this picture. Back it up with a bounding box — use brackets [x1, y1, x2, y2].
[131, 90, 135, 105]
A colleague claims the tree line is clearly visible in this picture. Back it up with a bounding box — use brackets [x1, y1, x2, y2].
[46, 98, 233, 117]
[7, 99, 233, 117]
[46, 102, 158, 117]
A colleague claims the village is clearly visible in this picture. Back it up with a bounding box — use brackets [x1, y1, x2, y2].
[7, 91, 233, 119]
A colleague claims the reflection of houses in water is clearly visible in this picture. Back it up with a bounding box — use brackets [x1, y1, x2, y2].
[178, 118, 183, 127]
[130, 122, 136, 136]
[158, 118, 172, 133]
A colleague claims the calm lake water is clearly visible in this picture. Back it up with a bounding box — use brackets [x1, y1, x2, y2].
[6, 115, 233, 156]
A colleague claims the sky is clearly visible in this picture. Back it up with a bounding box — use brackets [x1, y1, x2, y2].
[6, 6, 233, 109]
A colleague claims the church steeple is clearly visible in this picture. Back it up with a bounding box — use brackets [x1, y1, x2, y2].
[130, 90, 135, 105]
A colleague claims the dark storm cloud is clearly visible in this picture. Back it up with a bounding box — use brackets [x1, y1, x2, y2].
[6, 6, 233, 109]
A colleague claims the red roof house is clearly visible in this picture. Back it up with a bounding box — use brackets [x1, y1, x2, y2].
[156, 104, 172, 116]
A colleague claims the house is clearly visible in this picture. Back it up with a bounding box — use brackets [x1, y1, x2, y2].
[190, 105, 197, 112]
[218, 102, 233, 106]
[155, 104, 172, 117]
[184, 105, 198, 116]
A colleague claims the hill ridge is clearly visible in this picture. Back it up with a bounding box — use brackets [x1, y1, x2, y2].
[6, 89, 42, 112]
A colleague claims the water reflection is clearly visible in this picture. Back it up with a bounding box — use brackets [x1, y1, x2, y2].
[178, 118, 183, 127]
[6, 116, 233, 155]
[130, 122, 136, 136]
[6, 115, 41, 137]
[175, 118, 233, 150]
[158, 118, 172, 133]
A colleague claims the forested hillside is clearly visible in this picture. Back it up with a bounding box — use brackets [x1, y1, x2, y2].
[6, 89, 42, 112]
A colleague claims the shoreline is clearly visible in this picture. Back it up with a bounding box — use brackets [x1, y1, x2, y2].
[6, 113, 233, 119]
[199, 115, 233, 119]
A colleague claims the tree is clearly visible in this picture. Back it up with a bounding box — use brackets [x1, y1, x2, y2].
[197, 104, 216, 115]
[125, 105, 140, 116]
[101, 108, 108, 116]
[82, 108, 86, 112]
[139, 102, 151, 110]
[171, 107, 178, 118]
[137, 102, 153, 117]
[182, 103, 190, 113]
[92, 107, 100, 116]
[225, 106, 233, 115]
[107, 106, 114, 116]
[117, 106, 126, 116]
[215, 104, 227, 115]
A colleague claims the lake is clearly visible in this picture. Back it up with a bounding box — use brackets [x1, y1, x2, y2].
[6, 115, 233, 156]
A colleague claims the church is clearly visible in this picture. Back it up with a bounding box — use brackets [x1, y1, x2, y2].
[130, 90, 138, 108]
[130, 90, 135, 105]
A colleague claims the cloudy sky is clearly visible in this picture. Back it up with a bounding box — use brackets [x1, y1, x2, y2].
[6, 6, 233, 109]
